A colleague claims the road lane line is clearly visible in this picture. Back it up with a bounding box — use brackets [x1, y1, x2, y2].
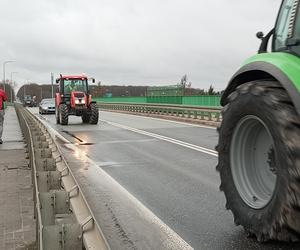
[101, 119, 218, 157]
[101, 110, 216, 130]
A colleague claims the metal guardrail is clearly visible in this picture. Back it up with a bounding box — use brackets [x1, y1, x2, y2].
[15, 104, 109, 250]
[98, 102, 222, 123]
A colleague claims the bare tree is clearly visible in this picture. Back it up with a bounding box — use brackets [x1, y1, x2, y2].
[208, 85, 215, 95]
[180, 74, 188, 87]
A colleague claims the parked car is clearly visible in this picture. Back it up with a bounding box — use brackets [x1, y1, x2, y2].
[39, 98, 55, 114]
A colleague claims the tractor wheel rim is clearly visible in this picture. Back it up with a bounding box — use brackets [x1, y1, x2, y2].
[230, 115, 277, 209]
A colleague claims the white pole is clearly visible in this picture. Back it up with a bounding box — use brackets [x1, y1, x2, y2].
[3, 61, 15, 92]
[10, 72, 18, 102]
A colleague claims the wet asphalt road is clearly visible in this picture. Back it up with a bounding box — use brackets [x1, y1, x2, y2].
[33, 109, 300, 250]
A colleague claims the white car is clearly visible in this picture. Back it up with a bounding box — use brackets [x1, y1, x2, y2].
[39, 98, 55, 114]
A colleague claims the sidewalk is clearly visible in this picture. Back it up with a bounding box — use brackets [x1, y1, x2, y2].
[0, 107, 35, 249]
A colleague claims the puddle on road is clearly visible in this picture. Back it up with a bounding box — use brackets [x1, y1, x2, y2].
[62, 130, 95, 146]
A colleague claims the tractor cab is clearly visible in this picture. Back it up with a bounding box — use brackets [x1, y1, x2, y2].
[257, 0, 300, 55]
[56, 75, 89, 105]
[55, 74, 98, 125]
[274, 0, 300, 55]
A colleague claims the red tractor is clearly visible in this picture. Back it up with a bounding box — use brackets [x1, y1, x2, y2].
[55, 74, 99, 125]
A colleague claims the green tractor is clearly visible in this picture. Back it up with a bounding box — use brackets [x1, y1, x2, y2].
[217, 0, 300, 242]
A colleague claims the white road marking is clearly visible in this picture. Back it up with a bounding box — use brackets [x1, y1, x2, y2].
[101, 119, 218, 157]
[101, 110, 216, 130]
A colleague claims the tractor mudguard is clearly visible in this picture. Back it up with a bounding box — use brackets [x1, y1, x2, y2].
[221, 52, 300, 115]
[55, 93, 66, 106]
[88, 101, 97, 111]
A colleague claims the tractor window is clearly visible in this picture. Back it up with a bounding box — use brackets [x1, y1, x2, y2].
[64, 79, 87, 94]
[292, 3, 300, 54]
[274, 0, 295, 51]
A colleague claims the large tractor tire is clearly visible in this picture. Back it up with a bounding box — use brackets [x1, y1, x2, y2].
[89, 103, 99, 124]
[82, 113, 90, 123]
[55, 105, 60, 124]
[216, 80, 300, 242]
[59, 104, 69, 125]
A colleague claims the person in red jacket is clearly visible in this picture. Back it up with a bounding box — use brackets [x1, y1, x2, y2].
[0, 87, 8, 144]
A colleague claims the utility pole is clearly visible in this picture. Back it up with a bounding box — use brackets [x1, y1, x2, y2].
[23, 83, 26, 99]
[51, 72, 54, 98]
[3, 61, 15, 92]
[10, 72, 18, 103]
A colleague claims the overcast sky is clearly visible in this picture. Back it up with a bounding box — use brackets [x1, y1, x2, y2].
[0, 0, 281, 90]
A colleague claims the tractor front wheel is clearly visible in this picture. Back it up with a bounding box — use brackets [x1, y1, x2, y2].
[216, 80, 300, 242]
[89, 103, 99, 124]
[59, 104, 69, 125]
[55, 105, 60, 124]
[82, 113, 90, 123]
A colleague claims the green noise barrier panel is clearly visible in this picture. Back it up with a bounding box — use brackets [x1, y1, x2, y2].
[96, 95, 221, 107]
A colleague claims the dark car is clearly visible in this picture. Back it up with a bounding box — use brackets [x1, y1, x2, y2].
[39, 98, 55, 114]
[23, 95, 33, 107]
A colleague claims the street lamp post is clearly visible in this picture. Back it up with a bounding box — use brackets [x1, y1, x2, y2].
[10, 72, 18, 103]
[51, 72, 54, 98]
[23, 80, 29, 100]
[3, 61, 15, 92]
